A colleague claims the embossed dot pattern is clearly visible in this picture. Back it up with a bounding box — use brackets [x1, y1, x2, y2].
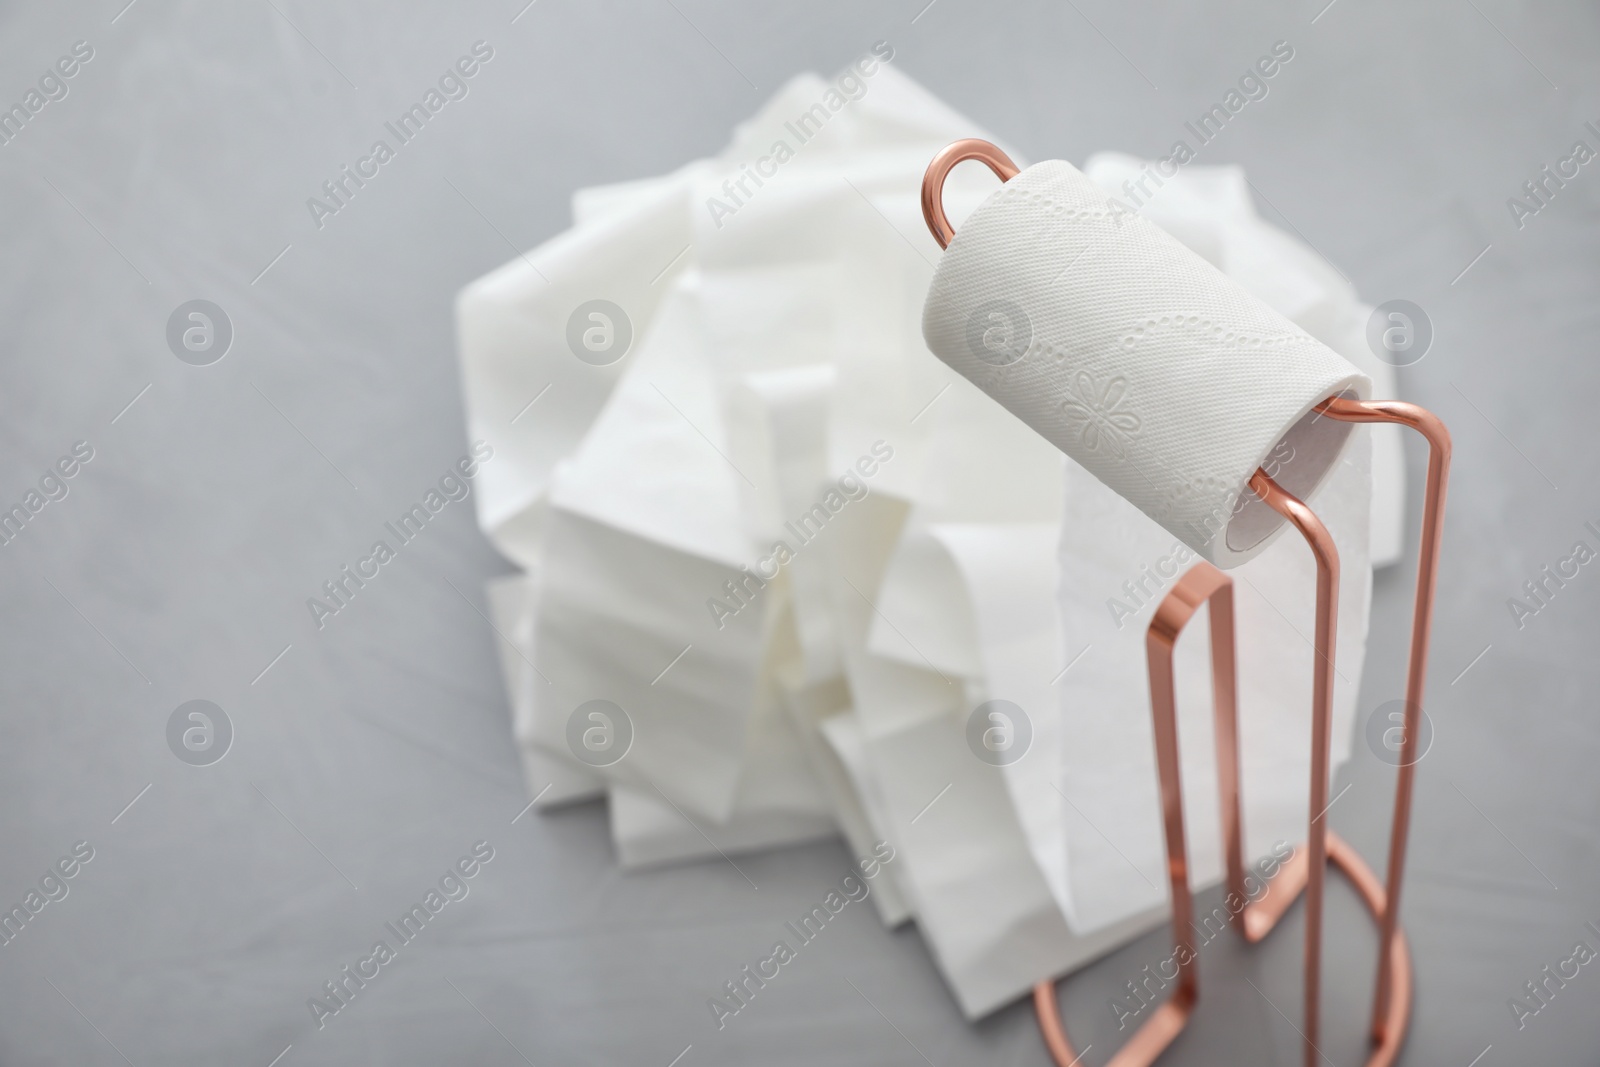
[922, 160, 1371, 568]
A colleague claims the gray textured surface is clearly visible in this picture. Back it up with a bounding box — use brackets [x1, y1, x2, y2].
[0, 1, 1595, 1064]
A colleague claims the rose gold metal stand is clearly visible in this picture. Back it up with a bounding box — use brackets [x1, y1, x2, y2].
[919, 140, 1452, 1067]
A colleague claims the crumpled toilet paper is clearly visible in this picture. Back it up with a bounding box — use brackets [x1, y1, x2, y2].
[458, 56, 1400, 1018]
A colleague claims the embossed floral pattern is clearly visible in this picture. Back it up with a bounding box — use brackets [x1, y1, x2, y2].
[1061, 372, 1141, 455]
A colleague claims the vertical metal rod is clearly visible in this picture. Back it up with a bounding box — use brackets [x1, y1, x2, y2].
[1147, 568, 1233, 1015]
[1208, 580, 1249, 932]
[1315, 397, 1451, 1041]
[1249, 468, 1339, 1067]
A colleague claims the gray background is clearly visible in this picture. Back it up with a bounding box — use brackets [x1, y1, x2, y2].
[0, 0, 1595, 1064]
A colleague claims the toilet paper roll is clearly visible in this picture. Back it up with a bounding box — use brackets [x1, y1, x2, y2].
[922, 159, 1371, 568]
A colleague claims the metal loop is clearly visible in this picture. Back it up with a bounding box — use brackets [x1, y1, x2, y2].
[919, 138, 1020, 249]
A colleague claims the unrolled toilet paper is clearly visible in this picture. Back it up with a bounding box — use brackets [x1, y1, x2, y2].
[922, 159, 1372, 568]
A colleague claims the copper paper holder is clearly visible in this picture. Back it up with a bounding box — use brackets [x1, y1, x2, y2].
[920, 140, 1452, 1067]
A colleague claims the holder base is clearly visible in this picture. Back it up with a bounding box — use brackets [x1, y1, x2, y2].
[1033, 832, 1412, 1067]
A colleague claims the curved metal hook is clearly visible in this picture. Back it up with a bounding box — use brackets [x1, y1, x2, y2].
[919, 138, 1020, 249]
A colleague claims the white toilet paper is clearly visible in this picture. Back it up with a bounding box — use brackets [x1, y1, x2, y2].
[456, 61, 1391, 1022]
[1080, 152, 1408, 568]
[922, 159, 1372, 568]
